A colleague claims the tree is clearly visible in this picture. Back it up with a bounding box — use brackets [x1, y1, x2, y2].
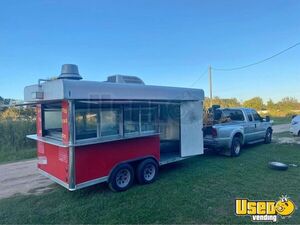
[0, 107, 20, 121]
[222, 98, 241, 108]
[267, 99, 275, 110]
[204, 97, 241, 109]
[277, 97, 300, 111]
[243, 97, 264, 110]
[20, 108, 36, 120]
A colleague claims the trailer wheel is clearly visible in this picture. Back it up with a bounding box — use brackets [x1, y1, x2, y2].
[230, 136, 241, 157]
[108, 163, 134, 192]
[264, 128, 272, 144]
[136, 158, 158, 184]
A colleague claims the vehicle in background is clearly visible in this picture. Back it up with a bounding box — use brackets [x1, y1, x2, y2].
[290, 115, 300, 136]
[203, 107, 273, 156]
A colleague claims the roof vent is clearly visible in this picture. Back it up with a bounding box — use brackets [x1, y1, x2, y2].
[107, 75, 144, 85]
[58, 64, 82, 80]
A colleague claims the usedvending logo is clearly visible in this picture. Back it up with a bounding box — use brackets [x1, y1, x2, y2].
[235, 195, 296, 222]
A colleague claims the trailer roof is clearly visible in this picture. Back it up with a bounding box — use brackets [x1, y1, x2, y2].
[24, 79, 204, 102]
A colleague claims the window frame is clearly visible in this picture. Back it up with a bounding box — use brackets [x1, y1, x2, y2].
[74, 103, 159, 143]
[245, 109, 254, 122]
[123, 106, 141, 136]
[140, 106, 158, 134]
[42, 103, 63, 140]
[75, 108, 99, 141]
[252, 110, 262, 122]
[99, 107, 122, 138]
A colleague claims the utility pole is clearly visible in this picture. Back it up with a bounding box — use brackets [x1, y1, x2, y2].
[209, 65, 213, 107]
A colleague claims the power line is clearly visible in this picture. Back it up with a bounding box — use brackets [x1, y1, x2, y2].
[190, 68, 208, 87]
[212, 41, 300, 71]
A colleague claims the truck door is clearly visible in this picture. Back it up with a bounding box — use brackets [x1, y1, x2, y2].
[244, 109, 256, 142]
[180, 101, 203, 157]
[251, 110, 266, 139]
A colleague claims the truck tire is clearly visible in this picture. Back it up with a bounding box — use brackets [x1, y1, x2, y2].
[264, 128, 272, 144]
[108, 163, 134, 192]
[268, 162, 288, 171]
[230, 136, 241, 157]
[136, 158, 158, 184]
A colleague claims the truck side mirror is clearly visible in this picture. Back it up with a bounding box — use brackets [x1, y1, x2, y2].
[266, 116, 270, 122]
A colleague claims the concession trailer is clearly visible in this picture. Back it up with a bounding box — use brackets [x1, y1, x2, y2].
[25, 64, 204, 191]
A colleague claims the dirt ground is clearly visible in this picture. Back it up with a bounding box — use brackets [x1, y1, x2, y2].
[0, 159, 53, 199]
[0, 123, 294, 200]
[272, 124, 300, 144]
[275, 136, 300, 144]
[272, 124, 290, 134]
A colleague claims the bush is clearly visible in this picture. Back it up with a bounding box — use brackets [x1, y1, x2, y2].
[0, 120, 36, 152]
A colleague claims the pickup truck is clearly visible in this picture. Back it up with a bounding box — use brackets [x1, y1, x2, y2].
[203, 107, 273, 156]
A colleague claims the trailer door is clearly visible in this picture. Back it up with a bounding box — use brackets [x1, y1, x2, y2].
[180, 101, 203, 157]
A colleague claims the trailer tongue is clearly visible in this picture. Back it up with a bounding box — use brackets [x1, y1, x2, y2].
[25, 64, 205, 191]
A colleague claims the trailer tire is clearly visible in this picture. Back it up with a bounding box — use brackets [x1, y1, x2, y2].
[108, 163, 134, 192]
[230, 136, 241, 157]
[136, 158, 158, 184]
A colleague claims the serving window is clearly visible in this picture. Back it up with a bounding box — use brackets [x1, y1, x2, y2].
[74, 102, 158, 142]
[100, 109, 121, 137]
[75, 109, 98, 140]
[141, 107, 158, 132]
[42, 103, 62, 140]
[124, 106, 140, 135]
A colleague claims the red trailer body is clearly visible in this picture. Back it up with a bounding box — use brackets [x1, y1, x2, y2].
[75, 136, 160, 187]
[25, 64, 204, 191]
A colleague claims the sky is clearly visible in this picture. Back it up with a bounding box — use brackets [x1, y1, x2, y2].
[0, 0, 300, 102]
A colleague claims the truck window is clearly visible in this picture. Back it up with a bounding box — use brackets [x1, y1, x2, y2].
[222, 109, 245, 121]
[247, 114, 253, 121]
[252, 110, 262, 121]
[245, 110, 253, 121]
[75, 109, 98, 140]
[100, 108, 120, 137]
[43, 103, 62, 139]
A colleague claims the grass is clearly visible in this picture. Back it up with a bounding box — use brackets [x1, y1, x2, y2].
[272, 116, 292, 125]
[0, 138, 299, 224]
[0, 120, 36, 164]
[0, 148, 36, 164]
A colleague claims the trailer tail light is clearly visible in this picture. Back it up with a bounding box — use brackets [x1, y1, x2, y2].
[211, 128, 218, 138]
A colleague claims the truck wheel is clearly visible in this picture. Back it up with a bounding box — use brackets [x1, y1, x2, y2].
[264, 128, 272, 144]
[136, 158, 158, 184]
[230, 137, 241, 157]
[108, 163, 134, 192]
[269, 162, 288, 171]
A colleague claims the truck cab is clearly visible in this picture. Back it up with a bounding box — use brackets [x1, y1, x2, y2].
[203, 107, 273, 156]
